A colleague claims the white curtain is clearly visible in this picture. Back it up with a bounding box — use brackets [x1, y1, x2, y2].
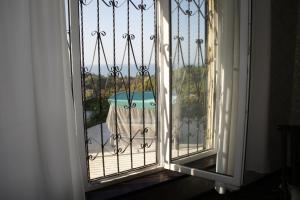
[214, 0, 240, 176]
[0, 0, 84, 199]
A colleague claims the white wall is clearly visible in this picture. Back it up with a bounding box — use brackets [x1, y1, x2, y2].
[245, 0, 271, 174]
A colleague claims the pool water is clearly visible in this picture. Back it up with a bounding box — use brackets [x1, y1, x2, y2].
[108, 91, 155, 109]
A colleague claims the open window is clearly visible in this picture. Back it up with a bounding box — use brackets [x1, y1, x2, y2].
[167, 0, 251, 188]
[67, 0, 251, 191]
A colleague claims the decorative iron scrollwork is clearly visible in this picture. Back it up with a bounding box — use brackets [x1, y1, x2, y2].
[122, 33, 135, 40]
[174, 36, 184, 41]
[138, 3, 146, 10]
[112, 133, 122, 141]
[80, 0, 94, 6]
[171, 0, 209, 158]
[79, 0, 157, 179]
[109, 0, 118, 7]
[138, 65, 149, 76]
[124, 102, 136, 109]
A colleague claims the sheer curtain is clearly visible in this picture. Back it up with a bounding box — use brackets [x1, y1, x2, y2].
[0, 0, 84, 199]
[214, 0, 240, 177]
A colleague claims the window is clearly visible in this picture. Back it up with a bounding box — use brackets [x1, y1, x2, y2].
[170, 0, 214, 159]
[78, 0, 158, 181]
[67, 0, 251, 190]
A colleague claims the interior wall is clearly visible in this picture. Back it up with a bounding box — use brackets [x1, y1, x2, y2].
[245, 0, 271, 174]
[290, 1, 300, 124]
[245, 0, 298, 175]
[268, 0, 298, 171]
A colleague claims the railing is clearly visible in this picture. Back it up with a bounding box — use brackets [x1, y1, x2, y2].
[171, 0, 214, 160]
[79, 0, 157, 181]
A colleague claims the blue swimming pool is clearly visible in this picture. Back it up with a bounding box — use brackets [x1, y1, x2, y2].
[108, 91, 155, 109]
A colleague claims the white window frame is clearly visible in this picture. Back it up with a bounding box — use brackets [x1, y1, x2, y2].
[165, 0, 251, 188]
[68, 0, 251, 191]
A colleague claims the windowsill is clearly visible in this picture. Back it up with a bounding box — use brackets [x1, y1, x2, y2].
[86, 155, 217, 199]
[85, 169, 187, 200]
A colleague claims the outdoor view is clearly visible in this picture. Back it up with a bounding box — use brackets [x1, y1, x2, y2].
[171, 0, 212, 159]
[67, 0, 211, 180]
[78, 0, 157, 180]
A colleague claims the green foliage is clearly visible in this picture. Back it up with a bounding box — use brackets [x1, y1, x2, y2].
[172, 65, 208, 121]
[84, 97, 110, 128]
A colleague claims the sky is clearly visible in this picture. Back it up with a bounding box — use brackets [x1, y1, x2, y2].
[81, 0, 155, 74]
[74, 0, 206, 75]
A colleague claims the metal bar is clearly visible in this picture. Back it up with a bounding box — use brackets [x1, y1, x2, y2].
[111, 0, 120, 173]
[79, 0, 91, 181]
[128, 39, 139, 104]
[154, 0, 158, 165]
[196, 0, 200, 152]
[174, 0, 188, 16]
[187, 0, 191, 155]
[140, 0, 146, 166]
[127, 0, 133, 169]
[67, 0, 75, 101]
[96, 0, 106, 177]
[176, 0, 180, 158]
[79, 0, 158, 180]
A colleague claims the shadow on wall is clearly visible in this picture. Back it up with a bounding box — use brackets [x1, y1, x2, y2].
[268, 0, 299, 171]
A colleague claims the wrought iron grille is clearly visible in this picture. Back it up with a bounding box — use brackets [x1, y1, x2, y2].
[171, 0, 214, 160]
[79, 0, 157, 181]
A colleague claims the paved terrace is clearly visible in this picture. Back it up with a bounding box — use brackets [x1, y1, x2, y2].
[87, 123, 204, 179]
